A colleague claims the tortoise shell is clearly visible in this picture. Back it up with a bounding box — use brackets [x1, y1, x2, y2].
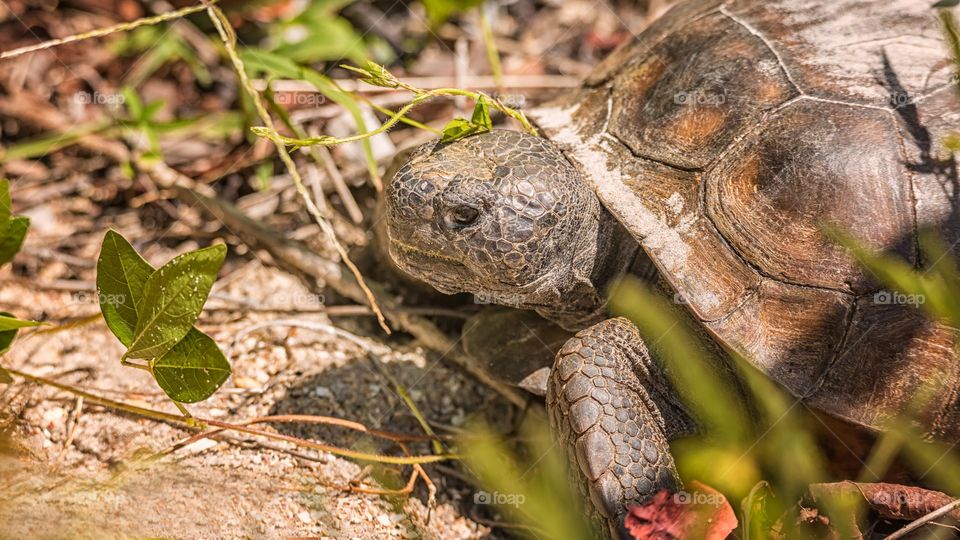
[529, 0, 960, 438]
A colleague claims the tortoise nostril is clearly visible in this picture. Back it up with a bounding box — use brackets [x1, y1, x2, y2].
[444, 205, 480, 229]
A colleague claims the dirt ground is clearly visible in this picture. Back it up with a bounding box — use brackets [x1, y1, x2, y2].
[0, 257, 508, 539]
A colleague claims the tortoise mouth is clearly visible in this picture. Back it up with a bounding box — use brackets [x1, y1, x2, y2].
[390, 240, 467, 272]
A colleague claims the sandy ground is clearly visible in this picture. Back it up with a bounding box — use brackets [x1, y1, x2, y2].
[0, 256, 514, 539]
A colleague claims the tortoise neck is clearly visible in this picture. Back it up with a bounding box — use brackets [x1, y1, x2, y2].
[591, 208, 642, 296]
[531, 204, 637, 331]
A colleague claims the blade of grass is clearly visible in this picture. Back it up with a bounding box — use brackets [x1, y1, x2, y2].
[202, 2, 390, 334]
[477, 2, 503, 90]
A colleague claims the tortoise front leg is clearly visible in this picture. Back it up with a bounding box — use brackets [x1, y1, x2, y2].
[547, 317, 694, 539]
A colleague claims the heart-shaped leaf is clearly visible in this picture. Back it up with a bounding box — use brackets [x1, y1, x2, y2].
[94, 231, 232, 402]
[152, 327, 231, 403]
[0, 216, 28, 267]
[126, 243, 226, 359]
[96, 230, 154, 346]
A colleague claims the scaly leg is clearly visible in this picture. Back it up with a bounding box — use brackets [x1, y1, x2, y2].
[546, 317, 694, 539]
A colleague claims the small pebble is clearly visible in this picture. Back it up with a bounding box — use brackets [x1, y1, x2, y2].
[183, 438, 218, 454]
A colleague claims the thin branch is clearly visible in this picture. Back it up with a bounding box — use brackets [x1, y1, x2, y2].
[886, 498, 960, 540]
[0, 2, 214, 61]
[50, 396, 84, 472]
[6, 367, 454, 465]
[203, 3, 390, 334]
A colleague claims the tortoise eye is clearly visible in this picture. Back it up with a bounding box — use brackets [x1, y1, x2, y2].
[444, 205, 480, 229]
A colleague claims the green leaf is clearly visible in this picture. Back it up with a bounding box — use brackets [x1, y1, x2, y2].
[0, 179, 11, 240]
[240, 48, 380, 182]
[151, 327, 231, 403]
[422, 0, 483, 26]
[0, 311, 23, 354]
[142, 100, 166, 122]
[440, 97, 494, 143]
[95, 232, 232, 403]
[268, 0, 367, 65]
[0, 365, 11, 383]
[441, 118, 479, 143]
[126, 244, 227, 359]
[96, 230, 155, 346]
[0, 216, 28, 267]
[944, 132, 960, 152]
[0, 124, 110, 162]
[470, 96, 492, 130]
[272, 17, 367, 64]
[121, 87, 144, 120]
[0, 314, 41, 332]
[829, 226, 960, 328]
[934, 0, 959, 8]
[0, 332, 15, 354]
[340, 61, 401, 89]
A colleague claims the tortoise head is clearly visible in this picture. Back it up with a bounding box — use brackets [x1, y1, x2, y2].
[385, 130, 601, 310]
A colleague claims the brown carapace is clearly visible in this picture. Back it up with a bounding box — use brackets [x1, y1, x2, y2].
[386, 1, 960, 538]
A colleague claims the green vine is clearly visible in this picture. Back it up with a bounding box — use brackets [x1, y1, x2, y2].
[251, 61, 538, 149]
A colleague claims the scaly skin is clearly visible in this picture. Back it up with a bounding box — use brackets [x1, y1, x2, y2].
[548, 318, 683, 539]
[385, 130, 694, 538]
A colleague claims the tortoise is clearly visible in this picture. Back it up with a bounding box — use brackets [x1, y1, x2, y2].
[384, 0, 960, 536]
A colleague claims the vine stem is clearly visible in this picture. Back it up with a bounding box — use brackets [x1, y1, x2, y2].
[203, 2, 390, 334]
[0, 1, 215, 60]
[254, 87, 536, 149]
[5, 367, 455, 465]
